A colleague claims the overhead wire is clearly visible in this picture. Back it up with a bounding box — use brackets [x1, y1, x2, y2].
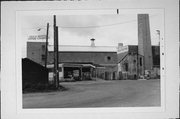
[23, 14, 158, 30]
[59, 19, 137, 29]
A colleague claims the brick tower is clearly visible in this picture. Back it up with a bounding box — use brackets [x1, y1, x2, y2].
[138, 14, 153, 72]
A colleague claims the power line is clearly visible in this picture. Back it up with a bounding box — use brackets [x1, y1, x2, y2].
[59, 19, 137, 28]
[23, 19, 137, 30]
[23, 14, 159, 30]
[58, 14, 158, 29]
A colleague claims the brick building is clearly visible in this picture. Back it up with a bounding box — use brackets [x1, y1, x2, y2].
[27, 41, 118, 81]
[117, 44, 160, 80]
[25, 14, 161, 81]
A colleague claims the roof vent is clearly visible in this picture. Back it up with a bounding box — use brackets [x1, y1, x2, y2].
[90, 38, 95, 47]
[118, 43, 123, 47]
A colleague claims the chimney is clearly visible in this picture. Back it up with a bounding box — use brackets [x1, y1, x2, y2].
[90, 38, 95, 47]
[138, 14, 153, 70]
[118, 43, 123, 47]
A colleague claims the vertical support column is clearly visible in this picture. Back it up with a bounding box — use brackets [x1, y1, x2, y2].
[62, 64, 64, 79]
[137, 53, 139, 79]
[96, 68, 97, 79]
[90, 67, 92, 80]
[80, 67, 83, 80]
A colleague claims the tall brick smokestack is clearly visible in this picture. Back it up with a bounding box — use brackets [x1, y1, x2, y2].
[138, 14, 153, 71]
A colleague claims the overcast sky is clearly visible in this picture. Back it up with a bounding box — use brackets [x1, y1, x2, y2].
[21, 11, 164, 57]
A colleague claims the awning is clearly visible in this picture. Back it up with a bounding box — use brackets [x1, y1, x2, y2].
[47, 63, 96, 68]
[81, 64, 96, 68]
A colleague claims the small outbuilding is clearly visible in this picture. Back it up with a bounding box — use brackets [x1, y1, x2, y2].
[22, 58, 49, 89]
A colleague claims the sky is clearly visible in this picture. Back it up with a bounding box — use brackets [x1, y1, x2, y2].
[21, 10, 164, 57]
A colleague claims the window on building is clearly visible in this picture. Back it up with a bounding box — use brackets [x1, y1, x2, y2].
[125, 63, 128, 71]
[42, 45, 45, 51]
[107, 56, 111, 61]
[41, 54, 46, 61]
[140, 57, 142, 66]
[133, 59, 136, 63]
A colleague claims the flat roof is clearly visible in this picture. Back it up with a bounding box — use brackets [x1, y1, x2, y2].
[48, 45, 117, 52]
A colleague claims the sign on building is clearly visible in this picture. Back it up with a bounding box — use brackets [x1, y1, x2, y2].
[28, 35, 50, 42]
[117, 46, 128, 54]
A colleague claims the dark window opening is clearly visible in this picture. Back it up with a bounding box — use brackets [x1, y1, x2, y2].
[133, 59, 136, 63]
[125, 63, 128, 71]
[140, 57, 142, 66]
[107, 56, 111, 61]
[41, 54, 46, 61]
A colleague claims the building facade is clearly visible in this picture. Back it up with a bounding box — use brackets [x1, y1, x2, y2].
[117, 44, 160, 80]
[27, 42, 118, 81]
[25, 14, 160, 81]
[26, 41, 160, 81]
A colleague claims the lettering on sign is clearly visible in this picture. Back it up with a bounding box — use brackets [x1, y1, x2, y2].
[117, 46, 128, 54]
[28, 35, 50, 41]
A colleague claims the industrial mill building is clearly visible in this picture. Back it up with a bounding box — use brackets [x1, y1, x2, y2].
[27, 39, 118, 81]
[24, 14, 160, 82]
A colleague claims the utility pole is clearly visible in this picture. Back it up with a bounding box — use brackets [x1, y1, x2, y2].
[45, 23, 49, 69]
[53, 15, 59, 88]
[56, 26, 59, 87]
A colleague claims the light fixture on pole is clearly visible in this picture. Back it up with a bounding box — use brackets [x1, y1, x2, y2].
[156, 30, 160, 45]
[37, 24, 49, 68]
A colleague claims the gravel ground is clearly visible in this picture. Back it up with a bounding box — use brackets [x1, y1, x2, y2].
[23, 79, 160, 108]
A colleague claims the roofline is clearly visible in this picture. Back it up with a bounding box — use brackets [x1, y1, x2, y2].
[48, 45, 117, 48]
[48, 51, 117, 53]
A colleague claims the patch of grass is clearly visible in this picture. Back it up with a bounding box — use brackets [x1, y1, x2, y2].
[23, 83, 68, 93]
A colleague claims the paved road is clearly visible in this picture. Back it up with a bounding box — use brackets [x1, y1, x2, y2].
[23, 79, 160, 108]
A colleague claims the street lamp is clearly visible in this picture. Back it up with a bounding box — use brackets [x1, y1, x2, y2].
[156, 30, 160, 46]
[37, 23, 49, 68]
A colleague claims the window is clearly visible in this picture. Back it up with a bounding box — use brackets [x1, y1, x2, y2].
[41, 54, 46, 61]
[133, 59, 136, 63]
[140, 57, 142, 66]
[107, 56, 111, 61]
[42, 45, 45, 51]
[125, 63, 128, 71]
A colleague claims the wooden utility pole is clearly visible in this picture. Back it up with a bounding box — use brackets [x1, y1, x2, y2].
[45, 23, 49, 69]
[53, 15, 59, 88]
[56, 26, 59, 86]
